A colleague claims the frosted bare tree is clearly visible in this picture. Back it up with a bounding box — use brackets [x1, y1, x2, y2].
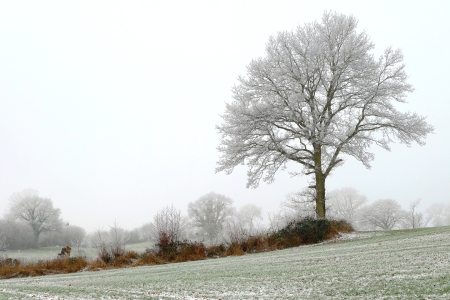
[236, 204, 263, 235]
[216, 11, 433, 218]
[91, 221, 129, 262]
[8, 189, 63, 248]
[360, 199, 406, 230]
[404, 199, 431, 229]
[188, 192, 234, 244]
[154, 204, 187, 244]
[327, 187, 367, 226]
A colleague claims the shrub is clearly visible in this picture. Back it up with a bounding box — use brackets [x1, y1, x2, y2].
[0, 217, 353, 279]
[87, 259, 107, 271]
[240, 236, 268, 253]
[156, 232, 180, 257]
[277, 217, 331, 245]
[225, 243, 245, 256]
[206, 244, 226, 258]
[174, 241, 206, 262]
[134, 251, 161, 266]
[156, 234, 207, 262]
[91, 222, 128, 265]
[328, 219, 354, 238]
[112, 254, 132, 268]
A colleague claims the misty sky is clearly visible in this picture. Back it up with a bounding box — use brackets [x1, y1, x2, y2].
[1, 1, 449, 231]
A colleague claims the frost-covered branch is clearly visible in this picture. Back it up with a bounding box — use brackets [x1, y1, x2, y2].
[216, 11, 433, 218]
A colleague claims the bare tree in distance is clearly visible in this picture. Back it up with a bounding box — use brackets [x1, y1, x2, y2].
[426, 202, 450, 227]
[8, 189, 63, 248]
[236, 204, 263, 235]
[360, 199, 406, 230]
[222, 215, 249, 245]
[0, 218, 34, 250]
[0, 230, 7, 261]
[216, 11, 434, 218]
[404, 199, 431, 229]
[139, 222, 156, 244]
[0, 230, 7, 253]
[188, 192, 235, 244]
[327, 187, 367, 227]
[280, 189, 317, 220]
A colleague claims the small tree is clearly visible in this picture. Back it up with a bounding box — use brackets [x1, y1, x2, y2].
[91, 228, 111, 263]
[8, 189, 63, 248]
[153, 204, 187, 254]
[404, 199, 431, 229]
[216, 11, 433, 218]
[327, 187, 367, 226]
[188, 192, 235, 244]
[360, 199, 406, 230]
[91, 221, 128, 263]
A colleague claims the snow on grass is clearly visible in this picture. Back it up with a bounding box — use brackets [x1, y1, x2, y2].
[6, 246, 98, 263]
[5, 242, 149, 263]
[1, 226, 449, 299]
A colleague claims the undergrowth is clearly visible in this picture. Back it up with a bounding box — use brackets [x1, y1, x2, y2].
[0, 217, 353, 279]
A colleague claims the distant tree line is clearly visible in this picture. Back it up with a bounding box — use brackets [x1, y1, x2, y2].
[277, 186, 449, 231]
[1, 188, 449, 253]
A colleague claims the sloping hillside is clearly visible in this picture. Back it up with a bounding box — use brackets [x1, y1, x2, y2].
[1, 226, 449, 299]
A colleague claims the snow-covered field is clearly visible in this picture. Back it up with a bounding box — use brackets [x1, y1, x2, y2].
[1, 226, 449, 299]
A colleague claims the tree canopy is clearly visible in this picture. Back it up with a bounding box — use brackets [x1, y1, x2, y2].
[216, 11, 433, 218]
[188, 192, 234, 243]
[9, 189, 62, 248]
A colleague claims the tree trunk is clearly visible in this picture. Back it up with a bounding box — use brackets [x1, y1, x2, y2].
[32, 230, 40, 249]
[315, 173, 326, 218]
[313, 145, 326, 219]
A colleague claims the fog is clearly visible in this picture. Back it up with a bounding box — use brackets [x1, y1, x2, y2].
[1, 1, 449, 232]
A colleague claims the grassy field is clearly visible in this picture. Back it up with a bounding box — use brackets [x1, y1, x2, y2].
[5, 242, 151, 263]
[0, 226, 449, 299]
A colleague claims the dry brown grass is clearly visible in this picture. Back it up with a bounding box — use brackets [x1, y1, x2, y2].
[0, 219, 354, 279]
[132, 252, 162, 267]
[0, 257, 88, 279]
[86, 258, 107, 271]
[205, 244, 226, 258]
[225, 243, 245, 256]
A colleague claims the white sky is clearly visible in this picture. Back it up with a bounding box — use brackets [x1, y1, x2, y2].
[1, 0, 449, 231]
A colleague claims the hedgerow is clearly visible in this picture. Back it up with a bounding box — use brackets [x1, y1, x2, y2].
[0, 217, 353, 279]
